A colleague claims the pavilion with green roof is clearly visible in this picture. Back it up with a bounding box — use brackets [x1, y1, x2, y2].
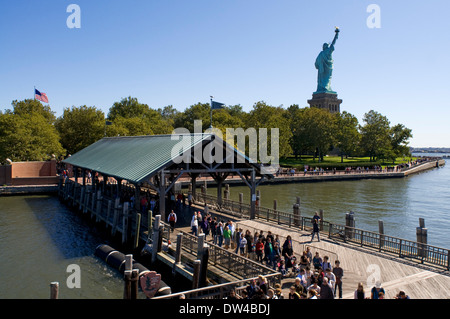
[63, 133, 273, 221]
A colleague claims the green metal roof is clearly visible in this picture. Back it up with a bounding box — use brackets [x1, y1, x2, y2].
[63, 134, 214, 184]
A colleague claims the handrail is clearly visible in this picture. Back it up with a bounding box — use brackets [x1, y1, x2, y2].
[151, 272, 282, 299]
[197, 193, 450, 271]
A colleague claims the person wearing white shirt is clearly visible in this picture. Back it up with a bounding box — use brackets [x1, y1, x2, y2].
[191, 212, 198, 236]
[324, 268, 336, 291]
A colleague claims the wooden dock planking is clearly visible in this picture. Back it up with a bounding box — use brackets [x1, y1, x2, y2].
[237, 219, 450, 299]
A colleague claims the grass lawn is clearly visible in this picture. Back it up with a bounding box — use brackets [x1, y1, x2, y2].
[279, 155, 417, 170]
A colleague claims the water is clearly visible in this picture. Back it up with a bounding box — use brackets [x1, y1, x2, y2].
[207, 155, 450, 249]
[0, 195, 124, 299]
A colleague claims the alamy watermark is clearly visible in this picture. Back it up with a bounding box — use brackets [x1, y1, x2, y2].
[66, 4, 81, 29]
[367, 4, 381, 29]
[170, 120, 279, 174]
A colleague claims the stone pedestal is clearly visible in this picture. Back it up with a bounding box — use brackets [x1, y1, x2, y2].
[307, 92, 342, 113]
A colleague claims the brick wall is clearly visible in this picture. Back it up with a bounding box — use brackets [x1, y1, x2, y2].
[11, 160, 57, 178]
[0, 160, 57, 186]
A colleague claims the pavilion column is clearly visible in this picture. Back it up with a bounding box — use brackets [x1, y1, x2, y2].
[116, 178, 123, 199]
[82, 169, 86, 186]
[190, 173, 199, 200]
[159, 170, 166, 221]
[212, 172, 228, 207]
[134, 184, 141, 212]
[74, 167, 79, 185]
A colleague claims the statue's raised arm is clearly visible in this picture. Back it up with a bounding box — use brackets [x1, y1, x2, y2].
[331, 27, 339, 48]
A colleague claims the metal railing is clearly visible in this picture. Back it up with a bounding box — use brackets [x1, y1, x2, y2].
[173, 228, 280, 279]
[328, 223, 449, 269]
[151, 273, 281, 299]
[196, 192, 450, 270]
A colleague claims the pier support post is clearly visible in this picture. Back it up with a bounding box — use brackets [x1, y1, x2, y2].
[172, 233, 183, 275]
[151, 215, 162, 264]
[379, 220, 385, 251]
[197, 234, 208, 288]
[147, 210, 153, 242]
[134, 213, 141, 249]
[50, 282, 59, 299]
[123, 255, 139, 299]
[224, 184, 230, 201]
[192, 260, 201, 290]
[345, 211, 355, 239]
[112, 198, 121, 236]
[106, 199, 112, 228]
[417, 218, 428, 259]
[96, 190, 102, 222]
[79, 186, 85, 211]
[122, 202, 129, 245]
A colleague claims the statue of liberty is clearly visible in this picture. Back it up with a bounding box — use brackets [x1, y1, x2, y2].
[314, 27, 339, 94]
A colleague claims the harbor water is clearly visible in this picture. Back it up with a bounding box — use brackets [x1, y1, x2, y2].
[0, 195, 124, 299]
[208, 155, 450, 249]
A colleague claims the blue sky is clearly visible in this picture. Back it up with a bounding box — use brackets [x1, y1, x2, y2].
[1, 0, 449, 147]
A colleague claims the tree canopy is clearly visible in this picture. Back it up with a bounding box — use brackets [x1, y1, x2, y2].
[0, 97, 413, 165]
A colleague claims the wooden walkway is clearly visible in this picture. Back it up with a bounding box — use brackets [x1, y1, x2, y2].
[236, 219, 450, 299]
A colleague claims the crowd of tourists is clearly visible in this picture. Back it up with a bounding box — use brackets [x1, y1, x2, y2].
[183, 209, 410, 300]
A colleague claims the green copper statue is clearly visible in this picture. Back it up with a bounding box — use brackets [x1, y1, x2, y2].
[314, 27, 340, 94]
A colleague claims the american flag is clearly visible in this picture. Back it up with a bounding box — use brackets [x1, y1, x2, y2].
[35, 88, 49, 103]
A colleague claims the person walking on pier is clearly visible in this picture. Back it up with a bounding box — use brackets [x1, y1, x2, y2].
[223, 225, 231, 249]
[311, 212, 321, 242]
[190, 212, 198, 236]
[168, 210, 177, 231]
[332, 260, 344, 299]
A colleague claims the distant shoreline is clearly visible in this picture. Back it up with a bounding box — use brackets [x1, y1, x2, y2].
[0, 159, 445, 195]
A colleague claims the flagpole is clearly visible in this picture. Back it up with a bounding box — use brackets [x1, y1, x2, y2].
[209, 96, 213, 129]
[34, 86, 36, 100]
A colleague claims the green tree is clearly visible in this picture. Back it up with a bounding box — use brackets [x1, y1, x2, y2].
[9, 99, 56, 124]
[108, 96, 173, 135]
[334, 111, 361, 162]
[389, 123, 413, 162]
[287, 105, 314, 159]
[55, 105, 105, 155]
[359, 110, 391, 161]
[244, 101, 292, 160]
[173, 102, 211, 132]
[0, 100, 64, 162]
[157, 105, 179, 128]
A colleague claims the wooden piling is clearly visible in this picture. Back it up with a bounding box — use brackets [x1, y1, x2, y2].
[122, 202, 129, 245]
[147, 210, 153, 242]
[50, 282, 59, 299]
[192, 260, 201, 290]
[134, 213, 141, 249]
[96, 190, 102, 222]
[151, 215, 162, 263]
[379, 220, 385, 250]
[106, 199, 112, 227]
[112, 198, 120, 236]
[417, 218, 428, 259]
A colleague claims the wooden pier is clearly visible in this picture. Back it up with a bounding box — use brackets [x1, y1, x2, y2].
[58, 174, 450, 299]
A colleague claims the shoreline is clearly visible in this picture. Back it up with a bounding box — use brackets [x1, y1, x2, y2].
[0, 159, 445, 195]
